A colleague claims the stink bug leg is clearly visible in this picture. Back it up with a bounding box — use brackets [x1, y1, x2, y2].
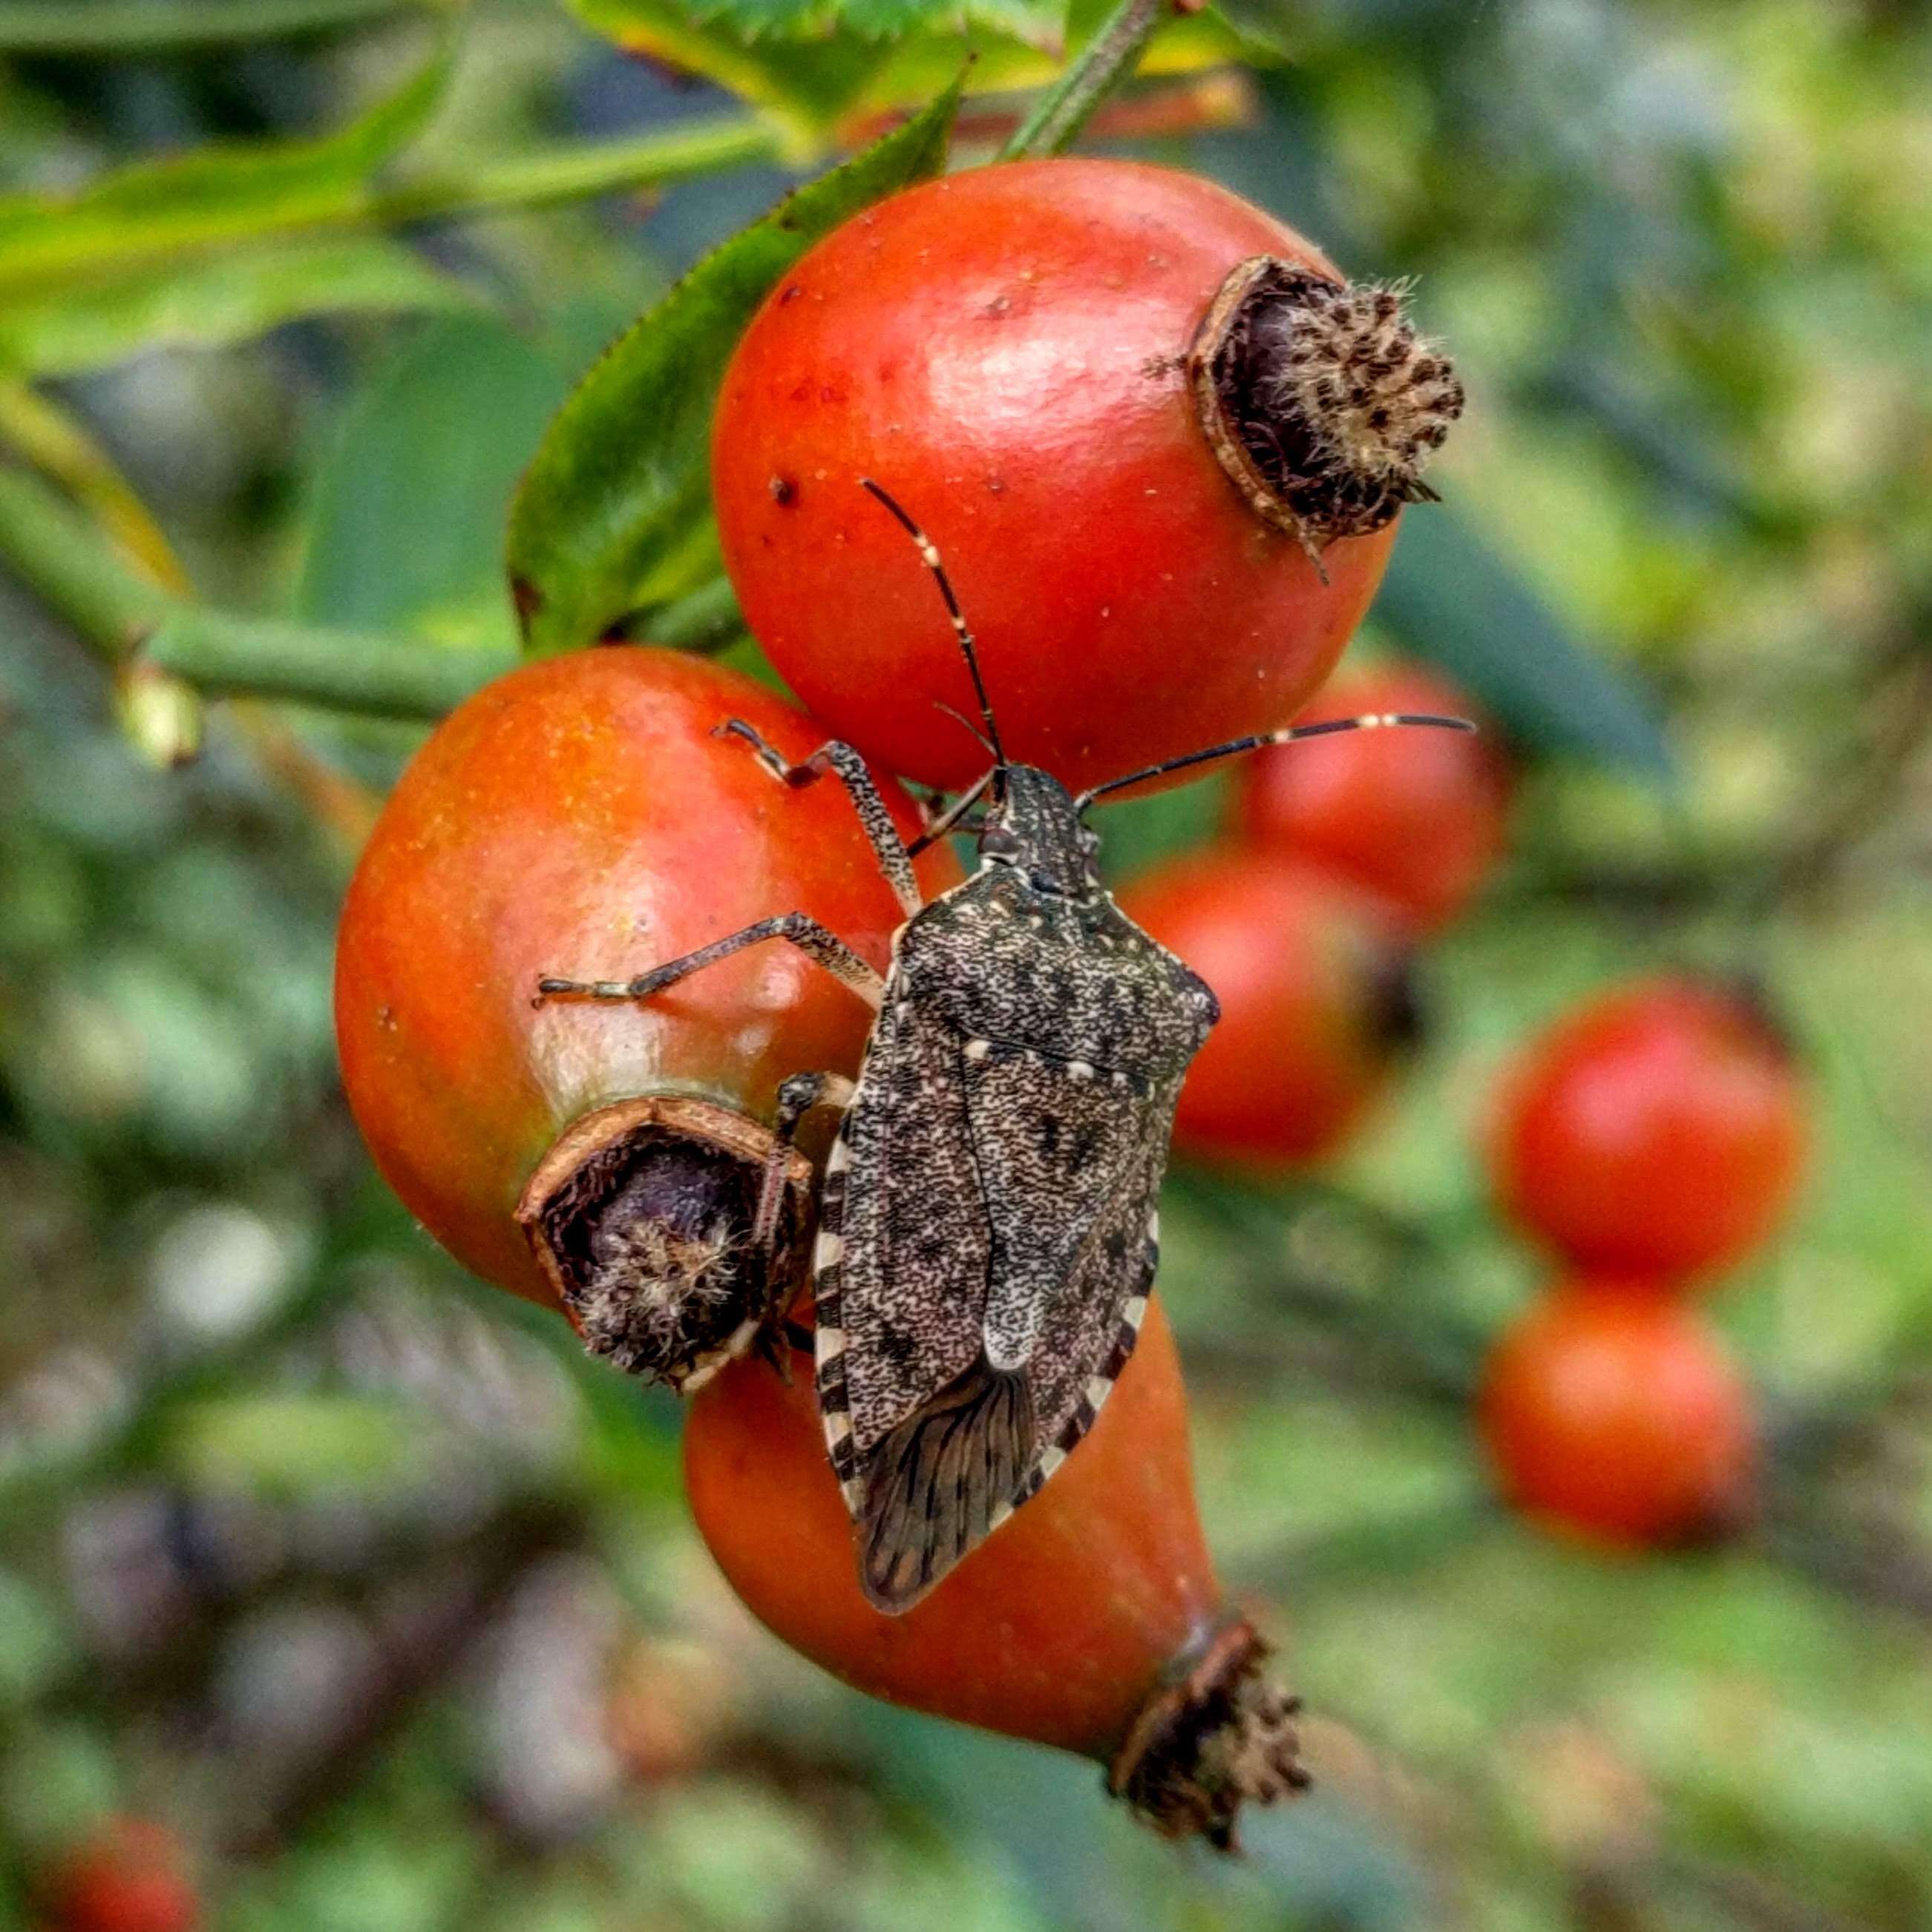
[733, 1068, 857, 1383]
[714, 720, 923, 917]
[535, 911, 885, 1010]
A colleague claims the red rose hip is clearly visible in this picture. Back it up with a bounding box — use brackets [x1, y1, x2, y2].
[1235, 661, 1510, 934]
[685, 1296, 1308, 1845]
[41, 1819, 198, 1932]
[713, 158, 1462, 792]
[1479, 1282, 1758, 1548]
[1490, 976, 1807, 1280]
[335, 649, 958, 1377]
[1116, 848, 1418, 1168]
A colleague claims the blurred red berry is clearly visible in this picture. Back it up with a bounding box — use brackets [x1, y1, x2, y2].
[1479, 1283, 1758, 1548]
[42, 1820, 198, 1932]
[1490, 976, 1807, 1280]
[1116, 849, 1418, 1168]
[1234, 662, 1510, 934]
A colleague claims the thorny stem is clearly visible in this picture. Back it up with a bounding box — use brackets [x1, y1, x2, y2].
[1001, 0, 1173, 160]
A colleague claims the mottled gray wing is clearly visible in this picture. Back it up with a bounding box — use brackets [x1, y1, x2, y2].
[814, 1003, 1171, 1610]
[1012, 1099, 1168, 1506]
[813, 994, 991, 1512]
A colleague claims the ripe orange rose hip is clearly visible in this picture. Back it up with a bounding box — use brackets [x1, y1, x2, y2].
[1479, 1283, 1758, 1548]
[1116, 849, 1417, 1168]
[1490, 976, 1807, 1280]
[685, 1297, 1307, 1846]
[335, 649, 957, 1375]
[1235, 662, 1510, 934]
[713, 158, 1462, 792]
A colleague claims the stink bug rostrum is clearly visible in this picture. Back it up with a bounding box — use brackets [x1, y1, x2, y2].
[539, 481, 1471, 1611]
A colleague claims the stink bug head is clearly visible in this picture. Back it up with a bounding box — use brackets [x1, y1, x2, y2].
[978, 765, 1102, 900]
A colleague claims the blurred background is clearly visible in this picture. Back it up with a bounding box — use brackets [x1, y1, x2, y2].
[3, 0, 1931, 1926]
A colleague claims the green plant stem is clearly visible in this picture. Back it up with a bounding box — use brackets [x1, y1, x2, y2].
[0, 381, 191, 589]
[0, 464, 507, 718]
[145, 608, 511, 718]
[0, 463, 163, 649]
[0, 114, 782, 301]
[374, 115, 782, 226]
[0, 0, 419, 49]
[1001, 0, 1170, 159]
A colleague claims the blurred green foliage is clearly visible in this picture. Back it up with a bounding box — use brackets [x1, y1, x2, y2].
[3, 2, 1931, 1929]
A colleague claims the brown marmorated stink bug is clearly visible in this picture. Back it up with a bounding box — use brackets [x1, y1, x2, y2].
[537, 481, 1470, 1611]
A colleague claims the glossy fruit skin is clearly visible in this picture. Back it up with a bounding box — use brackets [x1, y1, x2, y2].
[684, 1296, 1222, 1760]
[1116, 849, 1413, 1168]
[43, 1820, 198, 1932]
[335, 649, 959, 1307]
[1490, 978, 1807, 1280]
[1479, 1283, 1758, 1548]
[1234, 662, 1511, 935]
[713, 158, 1398, 794]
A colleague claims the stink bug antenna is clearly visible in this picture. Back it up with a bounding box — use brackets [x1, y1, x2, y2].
[932, 699, 997, 761]
[906, 767, 994, 858]
[1074, 712, 1477, 810]
[861, 479, 1006, 772]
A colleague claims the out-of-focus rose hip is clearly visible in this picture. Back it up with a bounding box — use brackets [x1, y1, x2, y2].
[1235, 662, 1510, 934]
[1479, 1281, 1759, 1548]
[1116, 848, 1419, 1169]
[1489, 976, 1807, 1280]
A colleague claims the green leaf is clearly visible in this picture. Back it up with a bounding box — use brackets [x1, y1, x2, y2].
[298, 314, 577, 645]
[566, 0, 1057, 147]
[506, 76, 963, 655]
[0, 235, 469, 379]
[570, 0, 1060, 53]
[1373, 507, 1673, 777]
[0, 0, 430, 50]
[1207, 0, 1297, 59]
[0, 44, 451, 301]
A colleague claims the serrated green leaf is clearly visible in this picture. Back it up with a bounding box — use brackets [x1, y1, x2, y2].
[0, 235, 469, 379]
[567, 0, 1059, 147]
[573, 0, 1060, 51]
[506, 77, 962, 655]
[1373, 507, 1673, 777]
[0, 44, 450, 301]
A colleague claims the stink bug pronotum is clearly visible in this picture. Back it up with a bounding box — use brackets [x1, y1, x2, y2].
[539, 482, 1470, 1611]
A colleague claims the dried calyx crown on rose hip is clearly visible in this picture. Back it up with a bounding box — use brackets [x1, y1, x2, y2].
[516, 1095, 813, 1391]
[1193, 258, 1465, 555]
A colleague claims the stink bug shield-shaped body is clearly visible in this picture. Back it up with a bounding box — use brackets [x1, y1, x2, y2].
[814, 757, 1216, 1611]
[538, 482, 1472, 1612]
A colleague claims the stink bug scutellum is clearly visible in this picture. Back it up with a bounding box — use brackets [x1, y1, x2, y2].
[538, 481, 1470, 1611]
